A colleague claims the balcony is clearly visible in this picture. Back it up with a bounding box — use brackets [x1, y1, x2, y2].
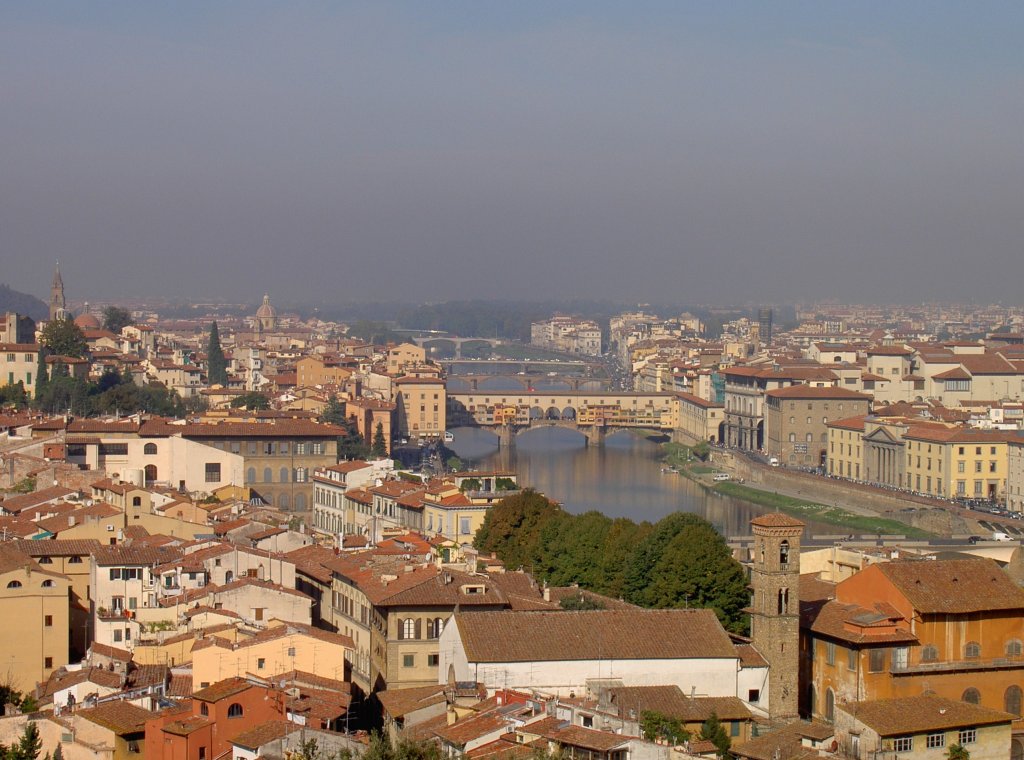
[891, 656, 1024, 675]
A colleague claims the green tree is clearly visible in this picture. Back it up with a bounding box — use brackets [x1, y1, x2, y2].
[10, 720, 42, 760]
[446, 456, 464, 472]
[459, 477, 482, 492]
[34, 348, 49, 400]
[639, 710, 689, 745]
[474, 489, 562, 572]
[698, 712, 730, 757]
[230, 391, 270, 410]
[372, 422, 388, 457]
[692, 441, 711, 461]
[559, 593, 605, 611]
[337, 415, 371, 460]
[40, 317, 87, 358]
[0, 381, 29, 409]
[947, 745, 970, 760]
[101, 306, 133, 334]
[495, 477, 517, 491]
[322, 396, 346, 425]
[206, 321, 228, 385]
[51, 744, 63, 760]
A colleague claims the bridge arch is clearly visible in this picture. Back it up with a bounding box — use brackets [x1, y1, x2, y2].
[545, 406, 561, 420]
[561, 406, 577, 421]
[529, 406, 544, 420]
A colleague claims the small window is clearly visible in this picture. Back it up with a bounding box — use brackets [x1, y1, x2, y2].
[920, 644, 938, 662]
[892, 737, 913, 753]
[257, 658, 265, 669]
[926, 733, 945, 749]
[965, 641, 981, 659]
[69, 556, 82, 564]
[1007, 640, 1022, 657]
[44, 656, 53, 669]
[287, 647, 296, 657]
[144, 443, 158, 455]
[403, 654, 415, 668]
[227, 703, 243, 718]
[6, 581, 21, 589]
[44, 615, 53, 626]
[958, 728, 977, 745]
[199, 747, 207, 760]
[200, 703, 208, 716]
[427, 654, 439, 667]
[868, 648, 886, 673]
[962, 688, 981, 705]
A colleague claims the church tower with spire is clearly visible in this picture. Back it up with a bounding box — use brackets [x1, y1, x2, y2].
[49, 262, 67, 322]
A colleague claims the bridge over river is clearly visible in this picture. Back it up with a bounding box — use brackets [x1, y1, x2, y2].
[447, 390, 674, 447]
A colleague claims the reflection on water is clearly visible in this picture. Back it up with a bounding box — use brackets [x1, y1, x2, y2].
[448, 426, 824, 537]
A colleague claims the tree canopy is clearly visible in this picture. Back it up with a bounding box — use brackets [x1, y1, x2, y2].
[474, 492, 749, 633]
[101, 306, 133, 334]
[206, 321, 228, 385]
[230, 391, 270, 410]
[372, 422, 388, 457]
[40, 317, 87, 358]
[32, 368, 185, 417]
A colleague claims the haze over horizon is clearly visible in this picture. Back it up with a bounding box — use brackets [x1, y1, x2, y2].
[3, 3, 1023, 306]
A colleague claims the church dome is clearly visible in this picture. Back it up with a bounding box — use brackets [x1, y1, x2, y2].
[256, 293, 277, 319]
[74, 313, 101, 330]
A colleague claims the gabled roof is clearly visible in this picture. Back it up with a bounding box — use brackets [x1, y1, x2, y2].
[76, 700, 153, 735]
[453, 609, 736, 663]
[876, 558, 1024, 614]
[848, 695, 1013, 736]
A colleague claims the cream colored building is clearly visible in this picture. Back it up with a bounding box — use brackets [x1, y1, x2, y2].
[903, 426, 1014, 500]
[190, 622, 353, 691]
[394, 376, 447, 439]
[387, 343, 426, 376]
[0, 343, 40, 396]
[672, 391, 725, 443]
[0, 547, 71, 692]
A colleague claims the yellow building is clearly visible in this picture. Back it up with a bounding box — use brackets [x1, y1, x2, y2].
[394, 376, 446, 439]
[190, 621, 352, 691]
[296, 355, 355, 388]
[386, 343, 426, 376]
[826, 415, 867, 480]
[672, 391, 725, 444]
[0, 343, 39, 396]
[903, 426, 1013, 500]
[0, 546, 71, 692]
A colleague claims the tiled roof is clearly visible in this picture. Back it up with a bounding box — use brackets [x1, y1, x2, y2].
[192, 676, 254, 703]
[849, 695, 1013, 736]
[92, 544, 182, 567]
[140, 419, 345, 438]
[91, 642, 133, 661]
[231, 720, 295, 749]
[377, 683, 447, 719]
[12, 538, 100, 556]
[877, 558, 1024, 614]
[750, 513, 805, 529]
[76, 700, 153, 734]
[0, 486, 75, 514]
[454, 609, 736, 662]
[608, 686, 752, 722]
[765, 386, 871, 400]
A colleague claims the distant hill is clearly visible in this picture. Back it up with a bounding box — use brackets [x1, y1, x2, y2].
[0, 283, 47, 322]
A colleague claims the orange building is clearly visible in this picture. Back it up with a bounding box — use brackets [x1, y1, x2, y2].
[346, 397, 395, 453]
[801, 558, 1024, 722]
[145, 678, 285, 760]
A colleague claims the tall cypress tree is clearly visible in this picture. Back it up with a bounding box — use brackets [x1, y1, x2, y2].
[372, 422, 388, 457]
[34, 347, 49, 401]
[206, 321, 228, 385]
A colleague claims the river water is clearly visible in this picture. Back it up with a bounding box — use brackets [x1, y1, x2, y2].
[447, 426, 810, 537]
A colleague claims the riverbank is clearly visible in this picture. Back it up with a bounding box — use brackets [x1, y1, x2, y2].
[658, 441, 934, 537]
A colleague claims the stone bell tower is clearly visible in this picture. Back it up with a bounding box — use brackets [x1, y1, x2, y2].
[50, 262, 67, 322]
[749, 512, 804, 722]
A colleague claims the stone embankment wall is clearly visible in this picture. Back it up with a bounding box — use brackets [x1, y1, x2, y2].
[710, 449, 982, 535]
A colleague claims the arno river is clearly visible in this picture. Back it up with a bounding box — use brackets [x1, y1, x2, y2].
[448, 425, 811, 537]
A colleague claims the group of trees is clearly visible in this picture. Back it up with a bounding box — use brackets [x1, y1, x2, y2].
[322, 397, 388, 460]
[474, 490, 749, 633]
[32, 366, 190, 417]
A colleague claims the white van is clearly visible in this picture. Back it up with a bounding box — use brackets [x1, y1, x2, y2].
[769, 457, 780, 467]
[713, 473, 732, 482]
[993, 532, 1014, 542]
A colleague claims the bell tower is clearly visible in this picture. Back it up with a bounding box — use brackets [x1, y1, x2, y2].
[749, 512, 804, 722]
[50, 262, 67, 322]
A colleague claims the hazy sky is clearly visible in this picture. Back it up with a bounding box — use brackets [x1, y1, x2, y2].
[3, 2, 1023, 307]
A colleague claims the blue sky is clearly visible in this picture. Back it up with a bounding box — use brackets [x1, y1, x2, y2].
[3, 2, 1023, 306]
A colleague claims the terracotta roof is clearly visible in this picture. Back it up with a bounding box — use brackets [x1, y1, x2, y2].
[848, 695, 1013, 736]
[877, 558, 1024, 614]
[802, 598, 917, 646]
[0, 486, 75, 514]
[608, 686, 752, 722]
[377, 683, 448, 719]
[12, 538, 100, 556]
[826, 415, 869, 432]
[76, 700, 153, 734]
[192, 676, 254, 703]
[750, 513, 805, 529]
[765, 386, 871, 400]
[92, 544, 182, 567]
[532, 721, 634, 751]
[91, 642, 133, 661]
[454, 609, 736, 662]
[141, 419, 345, 438]
[732, 722, 833, 760]
[231, 720, 295, 749]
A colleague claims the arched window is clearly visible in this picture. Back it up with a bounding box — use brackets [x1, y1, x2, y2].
[402, 618, 416, 640]
[777, 588, 788, 614]
[144, 464, 158, 484]
[1008, 640, 1023, 657]
[279, 494, 289, 510]
[779, 540, 790, 566]
[806, 433, 813, 442]
[825, 688, 835, 722]
[227, 703, 243, 718]
[789, 433, 796, 442]
[144, 443, 157, 455]
[41, 580, 55, 588]
[279, 467, 289, 483]
[962, 687, 981, 705]
[263, 467, 273, 483]
[295, 493, 306, 512]
[965, 641, 981, 659]
[132, 496, 141, 507]
[6, 581, 21, 589]
[920, 644, 938, 662]
[1006, 685, 1023, 716]
[246, 467, 256, 484]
